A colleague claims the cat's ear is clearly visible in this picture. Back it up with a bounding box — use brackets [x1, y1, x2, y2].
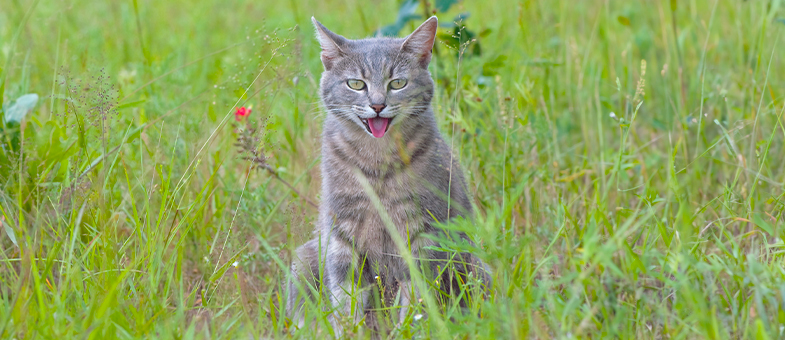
[312, 17, 347, 70]
[401, 16, 438, 68]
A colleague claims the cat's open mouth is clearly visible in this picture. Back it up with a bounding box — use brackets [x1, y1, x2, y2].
[361, 117, 392, 138]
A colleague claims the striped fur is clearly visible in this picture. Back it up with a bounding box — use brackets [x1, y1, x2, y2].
[286, 16, 491, 334]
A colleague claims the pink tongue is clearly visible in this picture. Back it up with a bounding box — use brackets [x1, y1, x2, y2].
[368, 117, 389, 138]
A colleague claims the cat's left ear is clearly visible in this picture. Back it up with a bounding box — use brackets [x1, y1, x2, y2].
[401, 16, 438, 68]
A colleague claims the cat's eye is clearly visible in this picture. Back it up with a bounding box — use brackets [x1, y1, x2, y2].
[389, 79, 407, 90]
[347, 79, 366, 90]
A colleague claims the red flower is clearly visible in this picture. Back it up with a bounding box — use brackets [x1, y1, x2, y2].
[235, 106, 252, 121]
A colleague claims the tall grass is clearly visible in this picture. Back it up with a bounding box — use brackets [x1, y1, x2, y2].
[0, 0, 783, 338]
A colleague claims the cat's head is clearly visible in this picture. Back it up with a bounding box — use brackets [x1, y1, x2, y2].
[312, 16, 437, 139]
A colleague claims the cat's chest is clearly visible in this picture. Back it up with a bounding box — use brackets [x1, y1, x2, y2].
[322, 130, 430, 256]
[326, 171, 423, 256]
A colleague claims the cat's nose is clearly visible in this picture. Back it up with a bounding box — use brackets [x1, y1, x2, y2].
[370, 104, 386, 114]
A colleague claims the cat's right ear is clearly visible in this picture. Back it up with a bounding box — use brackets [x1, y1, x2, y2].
[401, 16, 438, 68]
[312, 17, 347, 71]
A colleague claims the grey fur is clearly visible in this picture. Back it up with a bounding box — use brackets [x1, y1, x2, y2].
[286, 16, 491, 334]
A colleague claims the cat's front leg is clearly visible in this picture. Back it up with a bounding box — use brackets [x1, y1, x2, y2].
[286, 238, 325, 328]
[326, 238, 368, 336]
[396, 280, 420, 324]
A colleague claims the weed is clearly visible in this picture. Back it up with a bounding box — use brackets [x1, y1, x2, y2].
[0, 0, 784, 339]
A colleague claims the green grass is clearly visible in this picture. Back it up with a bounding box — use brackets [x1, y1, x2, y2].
[1, 0, 784, 338]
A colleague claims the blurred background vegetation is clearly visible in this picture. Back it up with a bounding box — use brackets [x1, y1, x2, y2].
[1, 0, 784, 338]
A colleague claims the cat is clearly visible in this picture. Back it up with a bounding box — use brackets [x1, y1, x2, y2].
[286, 16, 491, 335]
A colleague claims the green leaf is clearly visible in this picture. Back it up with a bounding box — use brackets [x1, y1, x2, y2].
[3, 93, 38, 124]
[434, 0, 459, 13]
[233, 86, 248, 101]
[209, 253, 242, 283]
[116, 98, 147, 111]
[482, 55, 507, 76]
[752, 214, 774, 235]
[753, 319, 770, 340]
[207, 102, 217, 122]
[0, 67, 5, 124]
[617, 16, 631, 27]
[2, 218, 17, 247]
[376, 0, 422, 37]
[126, 124, 144, 144]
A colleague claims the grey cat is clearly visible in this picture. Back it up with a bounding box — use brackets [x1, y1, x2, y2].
[286, 16, 491, 334]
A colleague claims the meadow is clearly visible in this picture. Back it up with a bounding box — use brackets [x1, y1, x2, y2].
[1, 0, 784, 338]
